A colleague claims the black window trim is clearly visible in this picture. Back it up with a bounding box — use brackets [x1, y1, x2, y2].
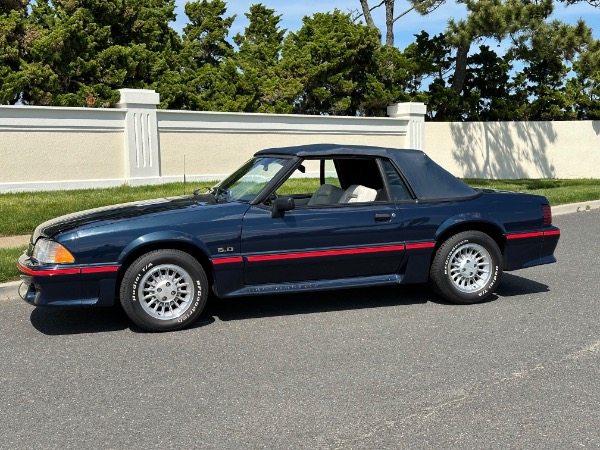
[379, 157, 417, 203]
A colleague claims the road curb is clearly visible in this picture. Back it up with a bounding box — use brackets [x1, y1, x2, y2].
[0, 199, 597, 294]
[0, 280, 20, 301]
[552, 199, 600, 216]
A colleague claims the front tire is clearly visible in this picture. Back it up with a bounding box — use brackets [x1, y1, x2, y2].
[429, 231, 502, 304]
[119, 249, 208, 332]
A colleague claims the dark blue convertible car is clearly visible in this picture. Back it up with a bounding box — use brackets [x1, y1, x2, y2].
[18, 144, 560, 331]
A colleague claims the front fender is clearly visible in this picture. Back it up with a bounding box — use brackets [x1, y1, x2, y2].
[117, 231, 211, 264]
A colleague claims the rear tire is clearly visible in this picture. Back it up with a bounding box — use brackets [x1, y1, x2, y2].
[429, 231, 502, 304]
[119, 249, 208, 332]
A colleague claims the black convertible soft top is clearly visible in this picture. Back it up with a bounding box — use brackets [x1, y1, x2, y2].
[255, 144, 476, 201]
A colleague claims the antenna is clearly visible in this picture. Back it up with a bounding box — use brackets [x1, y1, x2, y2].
[183, 154, 186, 195]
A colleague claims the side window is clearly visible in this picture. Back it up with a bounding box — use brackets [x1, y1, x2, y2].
[275, 159, 343, 206]
[273, 157, 398, 206]
[335, 158, 387, 203]
[275, 164, 320, 197]
[380, 159, 411, 201]
[323, 159, 342, 188]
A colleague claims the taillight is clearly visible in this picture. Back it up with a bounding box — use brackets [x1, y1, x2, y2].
[543, 204, 552, 225]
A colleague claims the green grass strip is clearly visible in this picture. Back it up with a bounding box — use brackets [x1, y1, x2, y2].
[1, 179, 599, 237]
[0, 246, 26, 283]
[464, 179, 600, 205]
[0, 182, 215, 237]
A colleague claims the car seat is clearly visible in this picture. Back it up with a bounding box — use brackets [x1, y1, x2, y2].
[307, 184, 345, 206]
[338, 185, 378, 203]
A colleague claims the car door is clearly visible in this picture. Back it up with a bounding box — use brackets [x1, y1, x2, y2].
[239, 157, 405, 286]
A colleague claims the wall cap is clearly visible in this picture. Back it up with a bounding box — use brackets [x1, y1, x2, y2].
[387, 102, 427, 120]
[117, 89, 160, 108]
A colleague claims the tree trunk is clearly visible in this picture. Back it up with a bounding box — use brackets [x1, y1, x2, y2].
[451, 43, 470, 94]
[385, 0, 395, 47]
[359, 0, 380, 38]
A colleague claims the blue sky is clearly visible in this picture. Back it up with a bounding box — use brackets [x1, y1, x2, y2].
[172, 1, 600, 50]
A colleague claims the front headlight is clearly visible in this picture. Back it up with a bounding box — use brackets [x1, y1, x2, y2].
[32, 239, 75, 264]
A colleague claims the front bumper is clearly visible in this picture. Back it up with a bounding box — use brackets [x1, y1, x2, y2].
[18, 254, 120, 307]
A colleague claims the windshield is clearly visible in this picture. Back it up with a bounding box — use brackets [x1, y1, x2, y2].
[212, 157, 289, 202]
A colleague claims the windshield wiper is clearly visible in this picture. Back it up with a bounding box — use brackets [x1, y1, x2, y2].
[191, 186, 228, 202]
[204, 186, 231, 202]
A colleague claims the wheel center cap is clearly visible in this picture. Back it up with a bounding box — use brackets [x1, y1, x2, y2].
[459, 259, 477, 278]
[155, 280, 177, 303]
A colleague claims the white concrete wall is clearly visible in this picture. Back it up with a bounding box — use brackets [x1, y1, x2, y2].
[0, 91, 418, 192]
[425, 121, 600, 179]
[0, 106, 126, 191]
[1, 89, 599, 193]
[157, 110, 411, 181]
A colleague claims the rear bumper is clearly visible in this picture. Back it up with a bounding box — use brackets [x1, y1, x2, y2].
[503, 227, 560, 271]
[18, 254, 119, 307]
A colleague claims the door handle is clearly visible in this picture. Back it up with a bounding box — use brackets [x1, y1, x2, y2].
[374, 213, 392, 221]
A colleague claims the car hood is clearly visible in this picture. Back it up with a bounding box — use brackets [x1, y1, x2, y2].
[33, 195, 218, 241]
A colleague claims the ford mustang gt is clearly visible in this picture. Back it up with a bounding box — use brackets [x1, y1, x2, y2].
[18, 144, 560, 331]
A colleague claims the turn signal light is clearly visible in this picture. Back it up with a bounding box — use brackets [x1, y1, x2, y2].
[53, 244, 76, 263]
[32, 239, 76, 264]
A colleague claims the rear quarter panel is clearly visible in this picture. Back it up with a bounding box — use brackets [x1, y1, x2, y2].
[396, 191, 552, 281]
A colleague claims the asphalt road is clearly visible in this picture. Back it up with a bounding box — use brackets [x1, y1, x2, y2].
[1, 210, 599, 449]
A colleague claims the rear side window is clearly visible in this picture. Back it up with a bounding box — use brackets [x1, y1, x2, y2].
[335, 158, 383, 191]
[380, 159, 411, 201]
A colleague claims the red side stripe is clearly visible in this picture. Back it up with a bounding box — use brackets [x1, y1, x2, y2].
[212, 257, 244, 265]
[405, 242, 436, 250]
[18, 264, 81, 276]
[246, 245, 406, 263]
[507, 230, 561, 240]
[18, 263, 118, 276]
[543, 230, 561, 236]
[81, 266, 119, 274]
[506, 232, 544, 240]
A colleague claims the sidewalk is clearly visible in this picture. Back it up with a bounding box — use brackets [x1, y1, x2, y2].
[1, 199, 599, 298]
[0, 234, 30, 249]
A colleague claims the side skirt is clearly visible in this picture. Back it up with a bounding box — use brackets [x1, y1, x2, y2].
[224, 274, 404, 298]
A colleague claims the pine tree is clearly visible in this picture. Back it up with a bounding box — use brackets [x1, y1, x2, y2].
[179, 0, 244, 111]
[281, 9, 381, 116]
[233, 3, 298, 113]
[509, 20, 596, 120]
[14, 0, 180, 107]
[0, 0, 28, 104]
